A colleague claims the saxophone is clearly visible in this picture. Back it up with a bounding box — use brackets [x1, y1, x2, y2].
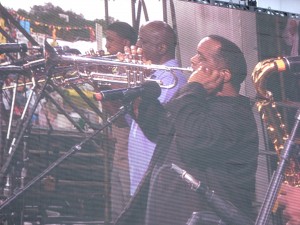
[252, 57, 300, 187]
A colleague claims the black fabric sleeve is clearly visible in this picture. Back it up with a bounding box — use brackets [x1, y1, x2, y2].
[136, 98, 166, 142]
[165, 82, 242, 164]
[136, 82, 207, 143]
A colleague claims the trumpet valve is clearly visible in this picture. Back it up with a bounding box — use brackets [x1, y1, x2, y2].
[136, 70, 144, 86]
[124, 46, 132, 63]
[137, 47, 143, 63]
[131, 45, 138, 64]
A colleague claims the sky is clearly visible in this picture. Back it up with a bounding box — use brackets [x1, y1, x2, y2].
[1, 0, 299, 53]
[0, 0, 165, 25]
[1, 0, 300, 25]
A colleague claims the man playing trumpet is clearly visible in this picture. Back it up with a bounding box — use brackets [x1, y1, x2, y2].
[115, 35, 259, 225]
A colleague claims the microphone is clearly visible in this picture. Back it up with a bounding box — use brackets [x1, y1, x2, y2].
[0, 43, 28, 54]
[93, 81, 161, 102]
[1, 54, 43, 66]
[0, 65, 24, 74]
[23, 58, 46, 70]
[171, 163, 254, 225]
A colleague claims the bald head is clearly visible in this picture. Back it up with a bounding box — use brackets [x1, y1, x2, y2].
[141, 21, 176, 46]
[137, 21, 177, 63]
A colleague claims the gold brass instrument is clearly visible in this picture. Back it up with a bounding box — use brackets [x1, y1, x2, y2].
[252, 56, 300, 225]
[252, 57, 300, 187]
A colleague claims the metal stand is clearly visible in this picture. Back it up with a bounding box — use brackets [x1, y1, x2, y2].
[0, 61, 102, 184]
[0, 54, 125, 223]
[255, 108, 300, 225]
[0, 77, 6, 168]
[0, 66, 25, 169]
[0, 102, 132, 213]
[0, 73, 52, 183]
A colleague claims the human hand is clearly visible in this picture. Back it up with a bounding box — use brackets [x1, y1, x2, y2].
[116, 46, 152, 80]
[278, 183, 300, 225]
[188, 66, 224, 95]
[116, 46, 140, 62]
[116, 46, 151, 64]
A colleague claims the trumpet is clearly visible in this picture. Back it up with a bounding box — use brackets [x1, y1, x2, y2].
[48, 54, 193, 72]
[47, 54, 193, 89]
[2, 53, 193, 90]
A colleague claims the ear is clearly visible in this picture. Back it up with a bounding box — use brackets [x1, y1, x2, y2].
[221, 69, 232, 83]
[158, 43, 167, 54]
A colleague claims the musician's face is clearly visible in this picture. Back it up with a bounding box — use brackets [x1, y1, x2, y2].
[105, 30, 128, 55]
[190, 37, 224, 72]
[136, 25, 161, 64]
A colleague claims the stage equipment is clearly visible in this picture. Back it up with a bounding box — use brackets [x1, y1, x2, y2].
[0, 58, 45, 74]
[0, 43, 27, 54]
[93, 81, 161, 102]
[252, 55, 300, 225]
[171, 164, 254, 225]
[0, 43, 43, 55]
[0, 93, 131, 213]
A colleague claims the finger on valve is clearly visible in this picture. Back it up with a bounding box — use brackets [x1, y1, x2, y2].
[137, 47, 143, 63]
[131, 45, 137, 62]
[116, 52, 125, 61]
[124, 46, 132, 62]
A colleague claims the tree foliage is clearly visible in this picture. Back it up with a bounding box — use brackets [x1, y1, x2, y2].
[16, 2, 115, 42]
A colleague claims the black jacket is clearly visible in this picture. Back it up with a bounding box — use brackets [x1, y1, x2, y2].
[115, 82, 259, 225]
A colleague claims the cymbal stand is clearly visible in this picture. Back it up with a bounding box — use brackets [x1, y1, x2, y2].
[0, 74, 7, 172]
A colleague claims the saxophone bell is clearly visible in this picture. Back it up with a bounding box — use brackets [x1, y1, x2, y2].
[278, 56, 300, 73]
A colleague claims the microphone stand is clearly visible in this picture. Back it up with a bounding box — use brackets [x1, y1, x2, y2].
[0, 75, 6, 168]
[0, 66, 24, 168]
[171, 164, 254, 225]
[0, 102, 132, 213]
[255, 108, 300, 225]
[0, 74, 51, 182]
[0, 63, 81, 183]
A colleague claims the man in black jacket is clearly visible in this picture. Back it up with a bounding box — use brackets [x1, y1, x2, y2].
[115, 35, 259, 225]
